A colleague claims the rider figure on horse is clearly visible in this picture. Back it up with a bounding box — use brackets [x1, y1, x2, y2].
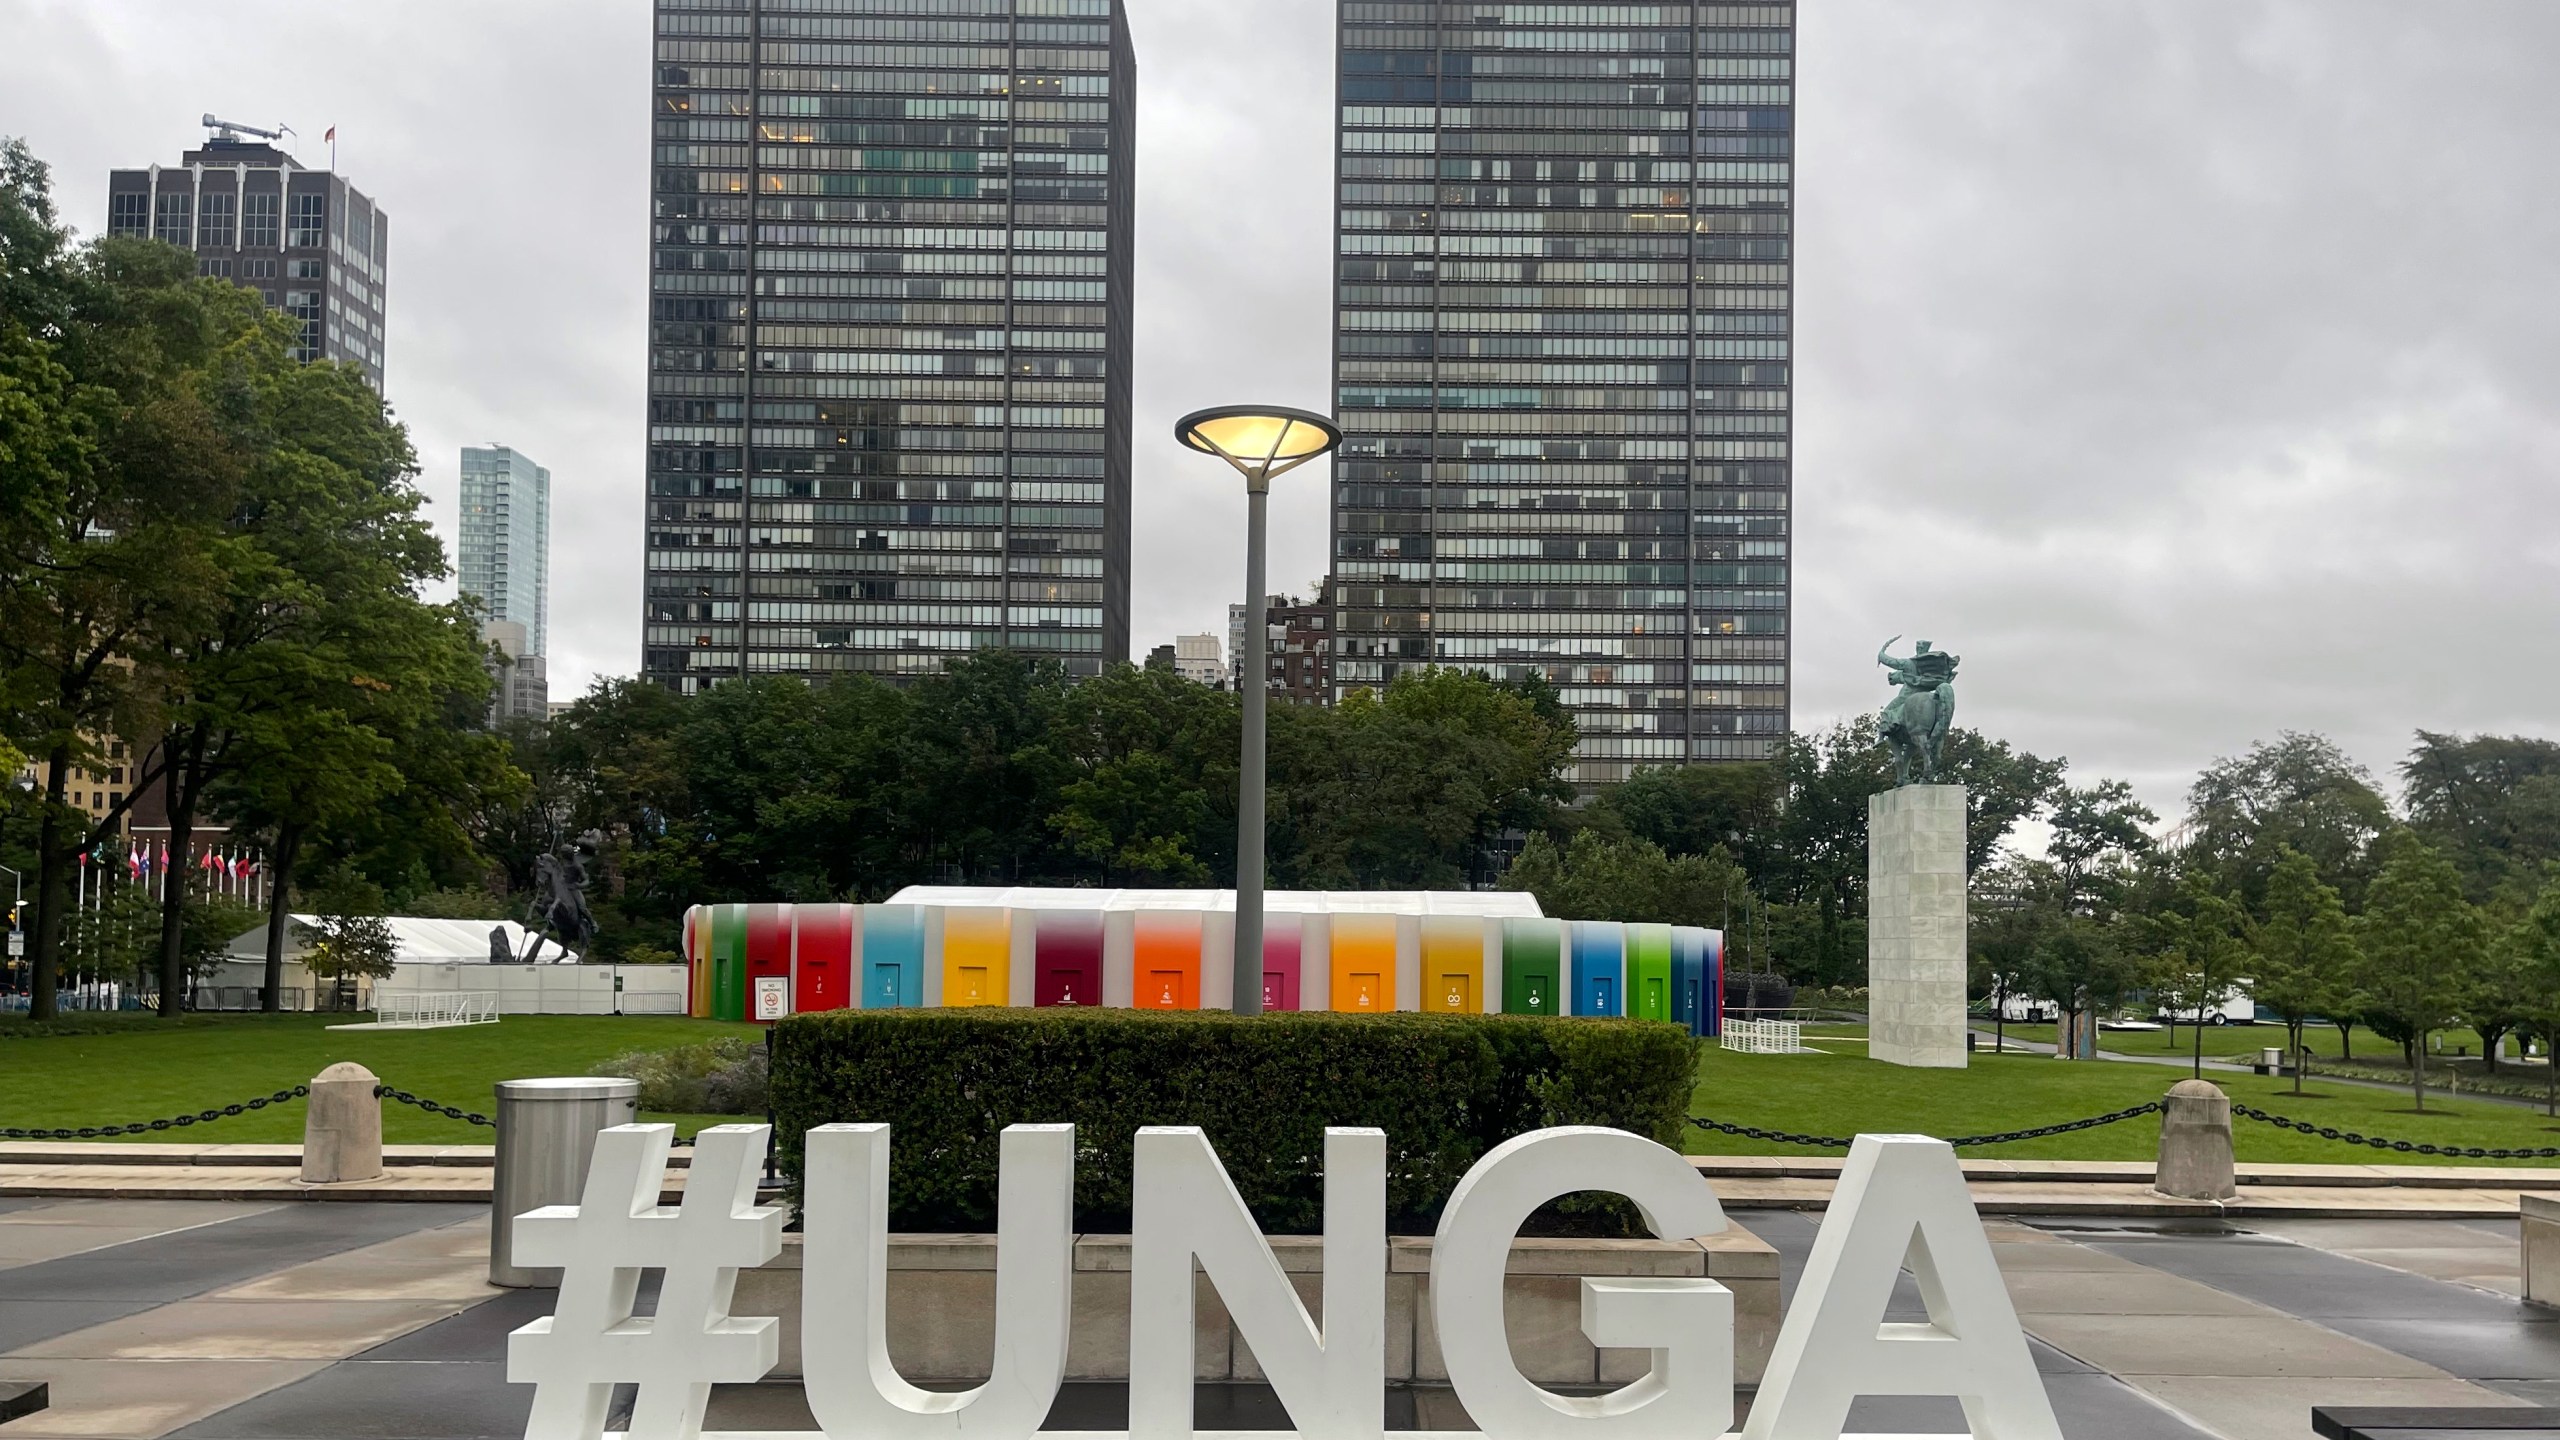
[1877, 637, 1959, 786]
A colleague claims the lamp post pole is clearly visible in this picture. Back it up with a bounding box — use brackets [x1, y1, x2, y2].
[1171, 404, 1341, 1019]
[1235, 478, 1270, 1015]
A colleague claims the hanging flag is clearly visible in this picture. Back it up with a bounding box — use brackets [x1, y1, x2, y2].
[127, 847, 142, 880]
[324, 125, 336, 143]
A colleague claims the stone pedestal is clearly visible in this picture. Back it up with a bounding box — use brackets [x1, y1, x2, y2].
[1868, 784, 1968, 1068]
[300, 1061, 384, 1184]
[2155, 1079, 2237, 1202]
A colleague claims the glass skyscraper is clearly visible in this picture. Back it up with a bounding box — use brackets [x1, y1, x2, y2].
[1331, 2, 1794, 787]
[459, 445, 553, 659]
[644, 0, 1135, 693]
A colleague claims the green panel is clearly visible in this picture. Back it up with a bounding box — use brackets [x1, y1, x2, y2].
[1500, 919, 1561, 1015]
[711, 902, 750, 1023]
[1626, 922, 1674, 1022]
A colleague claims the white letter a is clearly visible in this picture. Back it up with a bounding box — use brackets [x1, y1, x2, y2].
[1743, 1135, 2061, 1440]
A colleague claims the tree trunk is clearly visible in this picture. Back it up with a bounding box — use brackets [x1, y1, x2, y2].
[2481, 1024, 2505, 1073]
[26, 740, 81, 1022]
[2335, 1019, 2354, 1062]
[153, 730, 208, 1018]
[2290, 1019, 2306, 1096]
[2192, 1009, 2205, 1079]
[2413, 1032, 2427, 1113]
[260, 821, 305, 1012]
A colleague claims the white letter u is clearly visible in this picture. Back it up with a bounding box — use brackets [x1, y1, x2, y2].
[802, 1123, 1074, 1440]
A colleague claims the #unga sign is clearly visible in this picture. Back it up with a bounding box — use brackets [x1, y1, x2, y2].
[507, 1125, 2062, 1440]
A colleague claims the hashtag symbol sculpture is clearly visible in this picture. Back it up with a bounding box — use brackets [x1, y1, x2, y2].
[508, 1123, 783, 1440]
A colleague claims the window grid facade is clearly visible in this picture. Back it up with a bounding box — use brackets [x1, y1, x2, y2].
[105, 141, 390, 386]
[1331, 1, 1793, 787]
[643, 0, 1135, 693]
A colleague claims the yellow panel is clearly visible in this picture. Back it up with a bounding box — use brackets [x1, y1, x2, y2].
[941, 909, 1010, 1008]
[1421, 916, 1485, 1014]
[1330, 914, 1398, 1013]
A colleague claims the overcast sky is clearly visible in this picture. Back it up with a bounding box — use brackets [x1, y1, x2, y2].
[4, 0, 2556, 823]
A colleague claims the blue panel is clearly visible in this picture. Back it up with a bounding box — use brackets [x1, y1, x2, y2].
[1569, 920, 1624, 1017]
[1672, 927, 1708, 1038]
[863, 905, 925, 1009]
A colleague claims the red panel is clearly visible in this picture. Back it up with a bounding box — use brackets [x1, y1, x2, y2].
[745, 903, 792, 1022]
[1034, 911, 1104, 1007]
[1261, 916, 1303, 1012]
[793, 905, 856, 1014]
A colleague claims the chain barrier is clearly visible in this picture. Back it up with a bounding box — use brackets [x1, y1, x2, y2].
[0, 1086, 311, 1140]
[1689, 1101, 2166, 1152]
[2230, 1103, 2560, 1160]
[373, 1086, 496, 1128]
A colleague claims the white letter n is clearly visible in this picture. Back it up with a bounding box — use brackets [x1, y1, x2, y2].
[1129, 1126, 1385, 1440]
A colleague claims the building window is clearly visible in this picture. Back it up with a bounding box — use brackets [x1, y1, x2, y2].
[286, 257, 325, 279]
[242, 192, 279, 248]
[287, 193, 327, 249]
[154, 190, 192, 246]
[108, 192, 149, 237]
[284, 290, 323, 360]
[198, 191, 235, 249]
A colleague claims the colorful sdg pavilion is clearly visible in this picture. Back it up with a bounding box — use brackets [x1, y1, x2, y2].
[681, 886, 1725, 1034]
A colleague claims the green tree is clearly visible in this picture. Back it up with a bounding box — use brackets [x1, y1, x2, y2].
[1501, 830, 1755, 931]
[296, 911, 397, 1011]
[2185, 732, 2393, 912]
[1273, 667, 1574, 890]
[1584, 760, 1780, 872]
[1049, 664, 1234, 885]
[2401, 730, 2560, 902]
[2014, 900, 2141, 1060]
[2046, 779, 2158, 912]
[2358, 829, 2487, 1111]
[2252, 847, 2361, 1092]
[0, 147, 244, 1018]
[2141, 866, 2254, 1077]
[2498, 872, 2560, 1115]
[140, 324, 466, 1015]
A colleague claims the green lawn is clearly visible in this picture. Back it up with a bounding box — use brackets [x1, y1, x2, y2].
[9, 1010, 2556, 1166]
[0, 1012, 759, 1143]
[1982, 1019, 2509, 1067]
[1692, 1028, 2560, 1165]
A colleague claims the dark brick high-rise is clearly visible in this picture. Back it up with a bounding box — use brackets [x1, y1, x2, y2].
[107, 131, 389, 388]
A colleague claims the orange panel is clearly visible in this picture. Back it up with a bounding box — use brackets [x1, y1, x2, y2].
[1330, 914, 1397, 1013]
[1132, 912, 1201, 1010]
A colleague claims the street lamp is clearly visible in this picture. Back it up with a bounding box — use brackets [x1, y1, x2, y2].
[1174, 404, 1342, 1016]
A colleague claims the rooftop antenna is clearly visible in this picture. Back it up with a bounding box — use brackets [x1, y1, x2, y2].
[201, 114, 295, 148]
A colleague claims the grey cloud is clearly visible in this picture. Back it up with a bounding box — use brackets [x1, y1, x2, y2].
[2, 0, 2553, 822]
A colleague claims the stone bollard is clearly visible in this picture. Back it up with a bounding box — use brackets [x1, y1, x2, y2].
[301, 1062, 385, 1184]
[2154, 1078, 2236, 1202]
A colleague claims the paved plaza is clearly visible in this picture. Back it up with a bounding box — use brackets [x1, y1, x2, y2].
[0, 1198, 2551, 1439]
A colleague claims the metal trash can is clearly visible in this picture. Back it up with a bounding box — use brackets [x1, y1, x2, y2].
[489, 1077, 640, 1287]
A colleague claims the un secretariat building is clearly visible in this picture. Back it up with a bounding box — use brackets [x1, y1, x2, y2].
[644, 0, 1136, 691]
[1331, 3, 1795, 787]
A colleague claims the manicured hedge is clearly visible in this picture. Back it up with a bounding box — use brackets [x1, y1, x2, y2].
[768, 1007, 1697, 1234]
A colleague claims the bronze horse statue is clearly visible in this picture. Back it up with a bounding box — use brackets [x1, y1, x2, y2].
[520, 832, 601, 963]
[1876, 637, 1959, 786]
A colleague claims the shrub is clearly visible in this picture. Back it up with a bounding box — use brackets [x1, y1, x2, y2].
[593, 1036, 769, 1115]
[768, 1008, 1697, 1235]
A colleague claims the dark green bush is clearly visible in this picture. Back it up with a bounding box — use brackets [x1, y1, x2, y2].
[768, 1007, 1697, 1235]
